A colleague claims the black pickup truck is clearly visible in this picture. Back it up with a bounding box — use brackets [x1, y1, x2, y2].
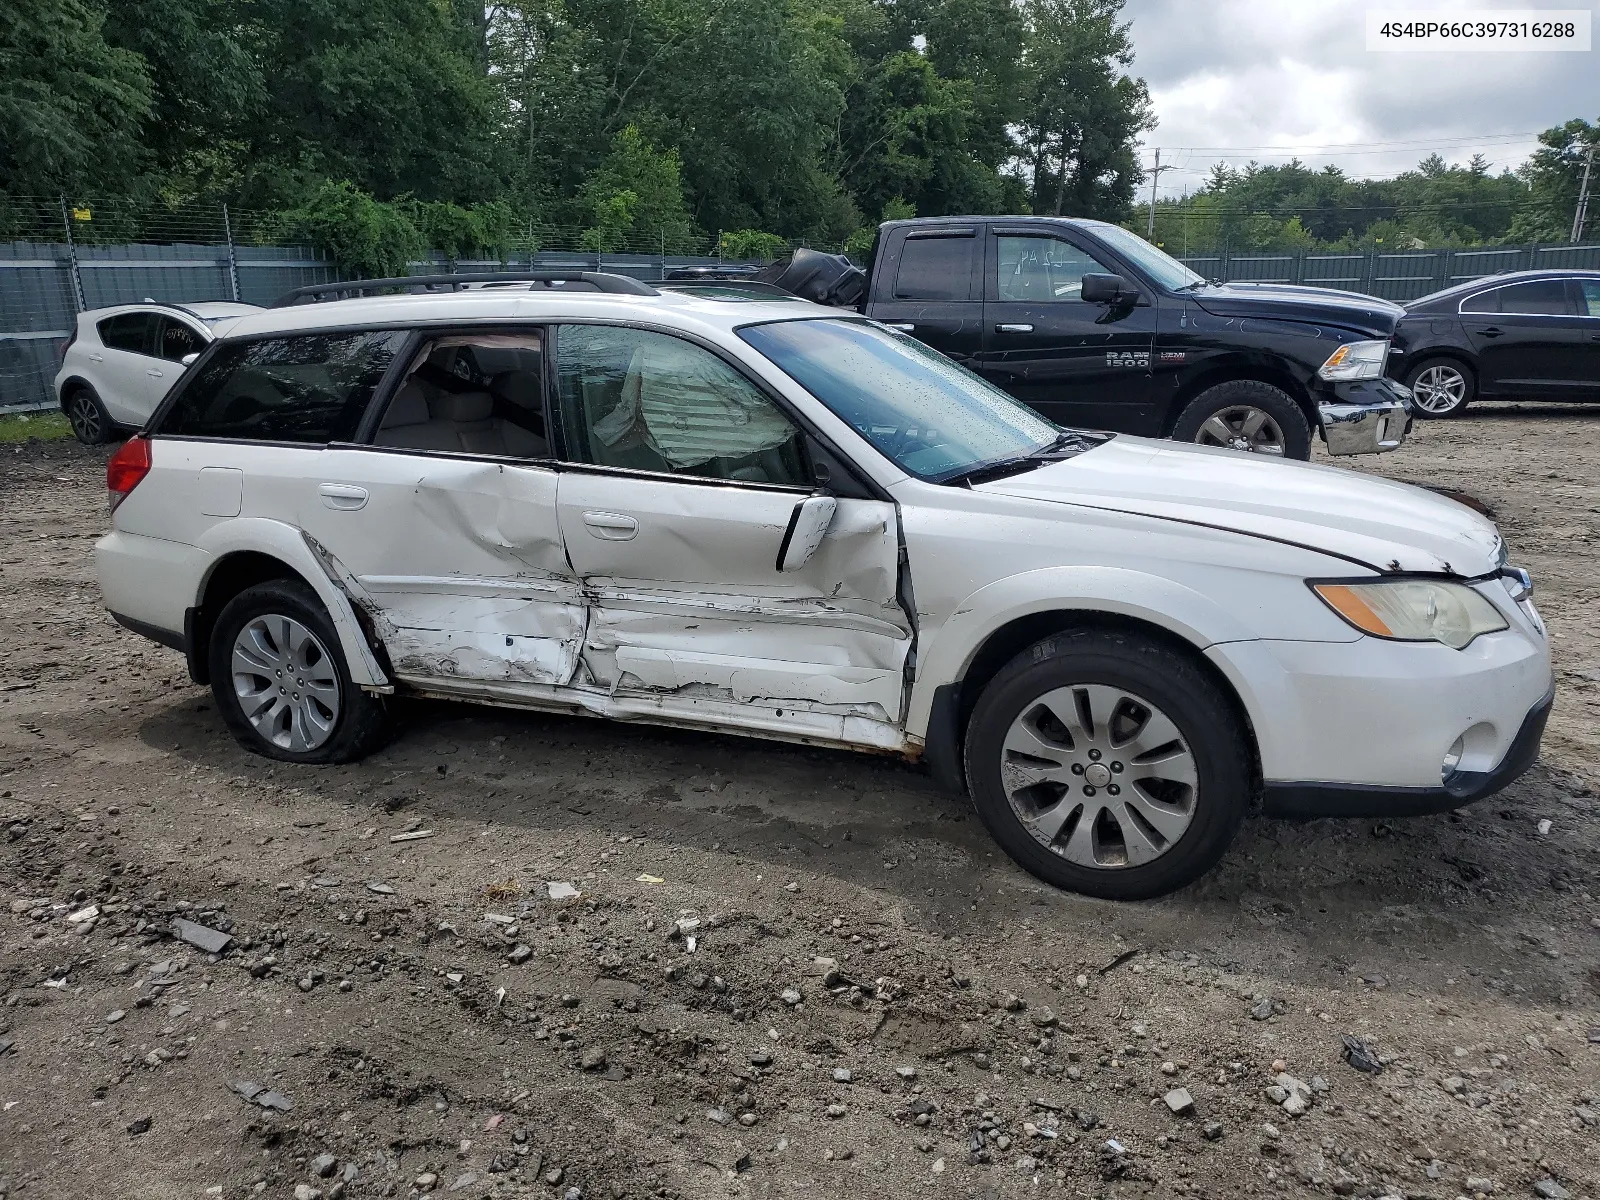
[767, 216, 1415, 460]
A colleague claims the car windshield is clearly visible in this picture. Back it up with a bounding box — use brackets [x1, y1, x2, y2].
[1089, 223, 1205, 290]
[738, 318, 1071, 481]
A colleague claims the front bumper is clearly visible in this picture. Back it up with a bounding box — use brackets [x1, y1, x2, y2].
[1319, 377, 1413, 455]
[1262, 682, 1553, 818]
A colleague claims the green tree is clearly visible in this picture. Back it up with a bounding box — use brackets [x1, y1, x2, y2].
[241, 0, 503, 206]
[100, 0, 261, 193]
[1017, 0, 1153, 219]
[0, 0, 151, 196]
[579, 125, 696, 251]
[1507, 117, 1598, 242]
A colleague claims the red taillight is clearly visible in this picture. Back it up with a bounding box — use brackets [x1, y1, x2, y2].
[106, 436, 152, 510]
[58, 326, 77, 367]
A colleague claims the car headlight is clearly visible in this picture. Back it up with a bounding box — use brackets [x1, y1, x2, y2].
[1318, 339, 1389, 382]
[1311, 579, 1508, 649]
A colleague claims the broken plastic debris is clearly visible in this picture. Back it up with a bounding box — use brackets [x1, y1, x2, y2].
[1340, 1035, 1383, 1074]
[66, 905, 100, 924]
[635, 873, 664, 885]
[229, 1080, 295, 1112]
[1537, 818, 1553, 835]
[674, 916, 701, 936]
[172, 918, 233, 955]
[1103, 1139, 1127, 1155]
[546, 881, 580, 901]
[390, 829, 434, 843]
[686, 936, 698, 953]
[366, 882, 395, 894]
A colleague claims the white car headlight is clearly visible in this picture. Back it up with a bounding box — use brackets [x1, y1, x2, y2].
[1318, 339, 1389, 382]
[1312, 579, 1508, 650]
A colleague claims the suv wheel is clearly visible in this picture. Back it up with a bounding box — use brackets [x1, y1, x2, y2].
[1405, 357, 1473, 418]
[964, 630, 1251, 900]
[209, 579, 390, 764]
[64, 387, 113, 445]
[1171, 380, 1311, 460]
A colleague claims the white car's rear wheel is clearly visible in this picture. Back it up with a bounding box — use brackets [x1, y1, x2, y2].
[209, 579, 389, 764]
[964, 629, 1251, 899]
[64, 387, 113, 445]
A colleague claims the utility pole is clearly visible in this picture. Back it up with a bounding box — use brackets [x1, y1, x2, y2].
[1146, 149, 1174, 240]
[1572, 143, 1595, 244]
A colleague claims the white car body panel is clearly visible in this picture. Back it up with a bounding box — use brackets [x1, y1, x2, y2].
[93, 286, 1553, 797]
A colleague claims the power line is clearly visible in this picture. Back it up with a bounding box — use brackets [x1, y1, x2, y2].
[1145, 132, 1543, 152]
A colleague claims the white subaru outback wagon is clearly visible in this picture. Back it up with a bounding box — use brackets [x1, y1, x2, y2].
[95, 271, 1554, 899]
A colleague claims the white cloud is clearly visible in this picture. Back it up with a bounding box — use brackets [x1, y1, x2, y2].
[1122, 0, 1599, 196]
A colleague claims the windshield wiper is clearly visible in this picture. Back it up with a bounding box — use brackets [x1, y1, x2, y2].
[937, 456, 1046, 487]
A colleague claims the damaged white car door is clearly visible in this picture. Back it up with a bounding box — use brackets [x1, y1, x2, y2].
[549, 323, 912, 750]
[297, 328, 585, 688]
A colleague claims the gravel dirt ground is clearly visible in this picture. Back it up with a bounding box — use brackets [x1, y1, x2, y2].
[1, 408, 1597, 1200]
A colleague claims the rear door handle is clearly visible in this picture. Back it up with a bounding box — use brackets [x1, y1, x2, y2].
[318, 483, 369, 510]
[996, 323, 1034, 333]
[884, 322, 915, 332]
[86, 353, 103, 363]
[1478, 326, 1503, 338]
[583, 511, 638, 540]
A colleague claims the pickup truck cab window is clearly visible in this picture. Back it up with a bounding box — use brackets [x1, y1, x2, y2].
[894, 235, 977, 301]
[996, 236, 1113, 302]
[738, 317, 1071, 481]
[554, 323, 810, 485]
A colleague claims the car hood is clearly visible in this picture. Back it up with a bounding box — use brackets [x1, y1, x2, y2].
[977, 436, 1502, 575]
[1190, 282, 1404, 337]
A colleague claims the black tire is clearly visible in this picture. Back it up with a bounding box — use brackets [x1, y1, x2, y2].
[63, 386, 114, 445]
[208, 579, 390, 764]
[1170, 380, 1312, 460]
[1404, 356, 1474, 418]
[964, 629, 1251, 900]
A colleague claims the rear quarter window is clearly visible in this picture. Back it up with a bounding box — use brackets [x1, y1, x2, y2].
[157, 330, 406, 443]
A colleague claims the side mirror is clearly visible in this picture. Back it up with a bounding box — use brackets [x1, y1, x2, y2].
[181, 352, 199, 366]
[1080, 273, 1131, 304]
[777, 494, 837, 572]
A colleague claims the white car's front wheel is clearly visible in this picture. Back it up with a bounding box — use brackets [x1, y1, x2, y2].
[964, 630, 1251, 900]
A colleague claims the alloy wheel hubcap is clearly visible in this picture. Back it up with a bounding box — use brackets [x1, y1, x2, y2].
[1412, 365, 1466, 413]
[70, 395, 100, 441]
[231, 614, 340, 752]
[1195, 405, 1286, 455]
[1001, 684, 1199, 869]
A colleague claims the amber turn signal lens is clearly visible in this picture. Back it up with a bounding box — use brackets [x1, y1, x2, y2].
[1312, 583, 1395, 637]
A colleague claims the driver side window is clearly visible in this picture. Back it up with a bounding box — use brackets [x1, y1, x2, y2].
[553, 325, 811, 486]
[996, 236, 1112, 303]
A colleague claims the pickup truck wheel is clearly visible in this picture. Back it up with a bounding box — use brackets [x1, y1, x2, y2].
[208, 579, 390, 764]
[63, 386, 114, 445]
[1404, 357, 1473, 417]
[1171, 381, 1311, 460]
[964, 630, 1250, 900]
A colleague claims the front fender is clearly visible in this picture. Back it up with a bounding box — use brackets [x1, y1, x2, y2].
[193, 517, 390, 689]
[906, 564, 1257, 738]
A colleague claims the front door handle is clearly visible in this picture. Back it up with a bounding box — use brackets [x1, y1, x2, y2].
[1477, 326, 1503, 338]
[318, 482, 369, 510]
[146, 368, 164, 378]
[996, 323, 1034, 333]
[583, 511, 638, 540]
[884, 322, 915, 332]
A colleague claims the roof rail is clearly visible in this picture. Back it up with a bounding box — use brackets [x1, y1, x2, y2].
[270, 270, 659, 307]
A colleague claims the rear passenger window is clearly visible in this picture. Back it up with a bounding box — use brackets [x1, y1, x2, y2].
[1494, 280, 1575, 315]
[893, 236, 975, 301]
[158, 331, 406, 444]
[98, 312, 157, 355]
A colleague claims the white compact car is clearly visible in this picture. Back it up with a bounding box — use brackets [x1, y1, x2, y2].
[93, 272, 1553, 899]
[55, 300, 262, 443]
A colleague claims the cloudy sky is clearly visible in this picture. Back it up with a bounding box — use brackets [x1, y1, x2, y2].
[1121, 0, 1598, 198]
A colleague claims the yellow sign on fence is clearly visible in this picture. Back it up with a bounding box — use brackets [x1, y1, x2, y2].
[71, 207, 91, 222]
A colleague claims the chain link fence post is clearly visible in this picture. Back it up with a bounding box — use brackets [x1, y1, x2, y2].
[59, 195, 85, 313]
[222, 203, 242, 301]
